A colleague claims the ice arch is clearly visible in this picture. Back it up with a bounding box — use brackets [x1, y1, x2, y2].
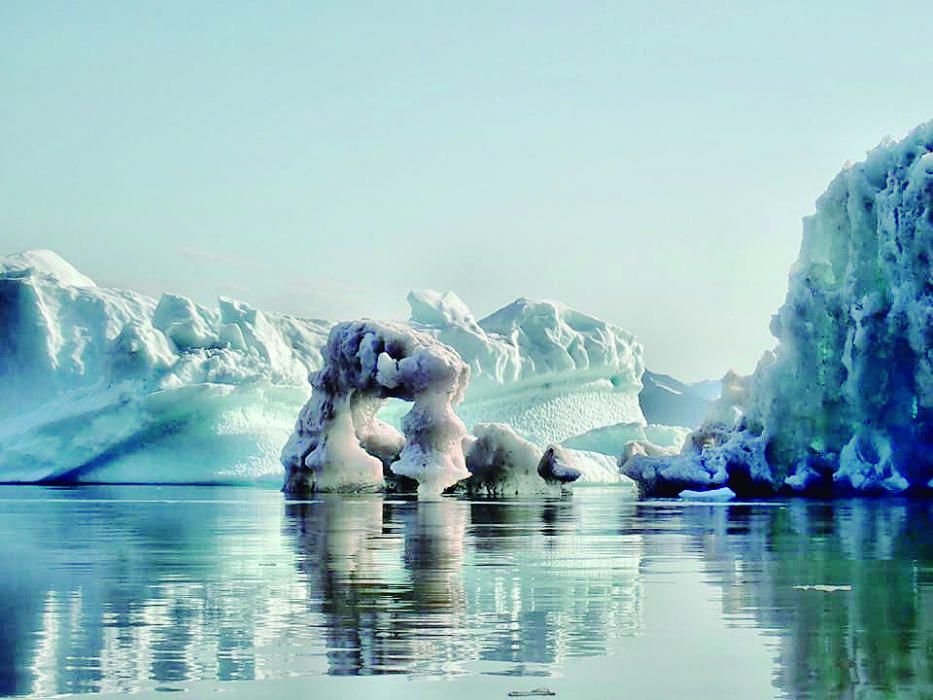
[281, 320, 471, 497]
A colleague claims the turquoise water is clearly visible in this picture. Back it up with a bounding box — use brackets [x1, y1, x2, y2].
[0, 487, 930, 699]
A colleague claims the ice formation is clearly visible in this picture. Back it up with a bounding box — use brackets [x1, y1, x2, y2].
[460, 423, 580, 496]
[562, 421, 690, 457]
[408, 290, 647, 443]
[678, 487, 736, 502]
[281, 321, 471, 496]
[625, 120, 933, 497]
[0, 250, 330, 483]
[537, 445, 583, 485]
[0, 251, 659, 489]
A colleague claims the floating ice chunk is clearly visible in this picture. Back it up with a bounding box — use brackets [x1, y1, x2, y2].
[621, 453, 726, 497]
[793, 584, 853, 592]
[537, 445, 582, 485]
[281, 321, 471, 497]
[463, 422, 559, 496]
[678, 487, 736, 501]
[507, 689, 556, 698]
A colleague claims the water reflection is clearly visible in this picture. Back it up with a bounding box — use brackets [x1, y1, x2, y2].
[282, 495, 642, 676]
[677, 499, 933, 698]
[284, 498, 471, 674]
[0, 488, 644, 695]
[0, 488, 930, 698]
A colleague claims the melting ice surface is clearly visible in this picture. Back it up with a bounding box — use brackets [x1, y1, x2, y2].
[0, 486, 930, 699]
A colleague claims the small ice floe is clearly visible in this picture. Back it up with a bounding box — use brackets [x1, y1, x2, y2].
[508, 689, 556, 697]
[793, 584, 853, 592]
[678, 487, 736, 501]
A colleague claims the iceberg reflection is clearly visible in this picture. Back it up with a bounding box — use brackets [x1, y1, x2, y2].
[680, 500, 933, 698]
[0, 487, 645, 696]
[3, 488, 927, 699]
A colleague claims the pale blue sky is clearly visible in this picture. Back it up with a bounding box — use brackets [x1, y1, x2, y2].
[2, 1, 931, 380]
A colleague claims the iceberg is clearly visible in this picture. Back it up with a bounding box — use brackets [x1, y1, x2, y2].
[0, 250, 330, 483]
[625, 120, 933, 497]
[0, 252, 655, 487]
[678, 487, 736, 502]
[408, 290, 647, 443]
[462, 422, 558, 496]
[460, 423, 580, 497]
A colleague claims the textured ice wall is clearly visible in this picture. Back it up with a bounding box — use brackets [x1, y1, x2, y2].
[625, 121, 933, 496]
[408, 290, 646, 443]
[281, 321, 471, 497]
[0, 250, 329, 483]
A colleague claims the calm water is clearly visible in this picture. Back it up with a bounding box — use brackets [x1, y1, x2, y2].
[0, 486, 930, 699]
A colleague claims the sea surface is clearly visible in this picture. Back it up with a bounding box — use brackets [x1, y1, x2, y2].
[0, 486, 930, 699]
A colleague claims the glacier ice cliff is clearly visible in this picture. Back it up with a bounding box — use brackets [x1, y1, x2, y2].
[624, 120, 933, 497]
